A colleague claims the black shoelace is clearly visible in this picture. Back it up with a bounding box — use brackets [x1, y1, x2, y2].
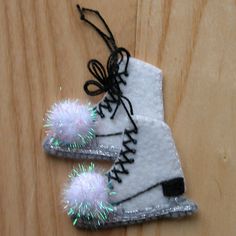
[77, 5, 138, 183]
[107, 128, 137, 183]
[84, 47, 132, 122]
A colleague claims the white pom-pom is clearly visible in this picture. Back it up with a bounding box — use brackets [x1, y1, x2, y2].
[64, 172, 108, 209]
[63, 163, 114, 226]
[44, 99, 96, 147]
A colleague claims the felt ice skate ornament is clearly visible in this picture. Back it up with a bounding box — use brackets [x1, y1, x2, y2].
[43, 5, 164, 161]
[63, 117, 198, 229]
[60, 5, 198, 229]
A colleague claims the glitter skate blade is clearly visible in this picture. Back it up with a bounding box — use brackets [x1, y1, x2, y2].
[43, 136, 119, 161]
[73, 197, 198, 229]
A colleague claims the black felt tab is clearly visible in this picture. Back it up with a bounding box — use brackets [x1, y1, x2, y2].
[162, 177, 185, 197]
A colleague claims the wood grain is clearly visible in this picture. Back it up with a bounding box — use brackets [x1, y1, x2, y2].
[0, 0, 236, 235]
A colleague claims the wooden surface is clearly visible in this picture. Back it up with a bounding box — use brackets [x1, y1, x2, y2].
[0, 0, 236, 235]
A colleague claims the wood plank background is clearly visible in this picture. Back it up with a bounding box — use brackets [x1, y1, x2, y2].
[0, 0, 236, 235]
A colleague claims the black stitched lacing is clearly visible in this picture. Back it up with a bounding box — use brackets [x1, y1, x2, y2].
[77, 5, 138, 183]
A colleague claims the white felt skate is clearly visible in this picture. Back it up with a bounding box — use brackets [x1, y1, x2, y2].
[64, 116, 197, 229]
[43, 6, 164, 161]
[43, 57, 163, 161]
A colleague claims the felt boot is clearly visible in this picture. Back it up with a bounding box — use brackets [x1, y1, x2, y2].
[67, 116, 197, 229]
[43, 6, 164, 161]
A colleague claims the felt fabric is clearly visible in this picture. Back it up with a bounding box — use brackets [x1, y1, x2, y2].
[43, 57, 164, 160]
[109, 115, 184, 211]
[94, 57, 164, 148]
[63, 6, 198, 228]
[119, 185, 170, 211]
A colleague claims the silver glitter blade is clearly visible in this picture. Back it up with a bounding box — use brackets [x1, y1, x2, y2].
[73, 196, 198, 229]
[43, 136, 119, 161]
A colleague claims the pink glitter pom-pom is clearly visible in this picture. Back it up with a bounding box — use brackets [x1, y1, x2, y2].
[44, 99, 96, 147]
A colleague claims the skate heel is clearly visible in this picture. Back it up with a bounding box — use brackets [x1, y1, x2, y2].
[162, 177, 185, 197]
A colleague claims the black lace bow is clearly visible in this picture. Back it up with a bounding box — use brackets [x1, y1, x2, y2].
[84, 47, 130, 97]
